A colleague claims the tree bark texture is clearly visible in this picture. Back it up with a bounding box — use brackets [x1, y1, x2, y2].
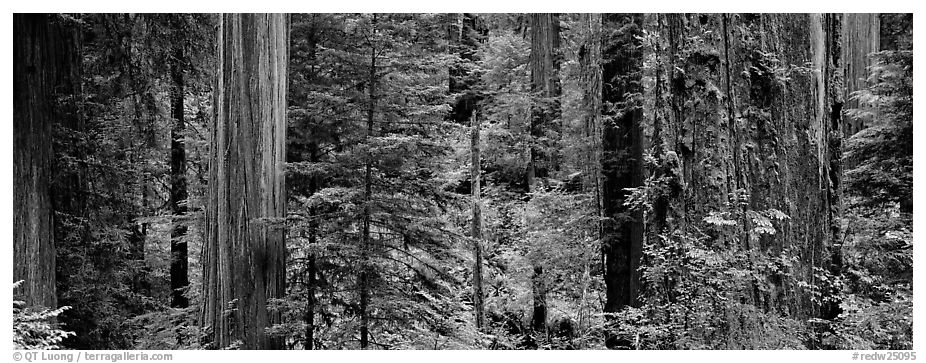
[842, 13, 880, 137]
[600, 13, 645, 350]
[203, 13, 288, 350]
[580, 13, 604, 205]
[527, 13, 561, 336]
[527, 13, 562, 189]
[13, 13, 73, 310]
[646, 13, 845, 323]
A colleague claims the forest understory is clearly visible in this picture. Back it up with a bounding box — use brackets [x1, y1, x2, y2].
[13, 13, 912, 350]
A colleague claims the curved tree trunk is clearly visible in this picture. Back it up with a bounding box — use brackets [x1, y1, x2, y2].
[203, 13, 288, 350]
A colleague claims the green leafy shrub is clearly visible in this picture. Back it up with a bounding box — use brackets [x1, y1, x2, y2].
[621, 187, 812, 349]
[13, 281, 75, 349]
[128, 306, 203, 349]
[818, 201, 912, 350]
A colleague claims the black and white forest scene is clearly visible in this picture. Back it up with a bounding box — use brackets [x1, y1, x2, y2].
[11, 11, 914, 354]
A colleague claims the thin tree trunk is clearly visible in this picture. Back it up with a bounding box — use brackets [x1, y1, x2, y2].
[470, 111, 486, 332]
[304, 71, 322, 347]
[202, 13, 288, 350]
[305, 150, 318, 349]
[359, 13, 379, 350]
[305, 252, 317, 350]
[169, 38, 190, 309]
[531, 266, 547, 336]
[288, 14, 322, 350]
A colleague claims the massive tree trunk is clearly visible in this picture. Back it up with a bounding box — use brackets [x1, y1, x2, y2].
[645, 13, 845, 338]
[726, 13, 844, 320]
[527, 13, 561, 336]
[842, 13, 880, 137]
[203, 13, 288, 350]
[527, 13, 562, 190]
[13, 13, 70, 310]
[599, 13, 645, 349]
[579, 16, 605, 342]
[169, 38, 190, 309]
[818, 13, 848, 324]
[580, 13, 604, 197]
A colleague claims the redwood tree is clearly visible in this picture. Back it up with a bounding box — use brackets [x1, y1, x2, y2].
[842, 13, 880, 137]
[527, 13, 562, 189]
[599, 13, 645, 349]
[13, 13, 66, 310]
[527, 13, 562, 335]
[202, 13, 289, 350]
[633, 13, 846, 347]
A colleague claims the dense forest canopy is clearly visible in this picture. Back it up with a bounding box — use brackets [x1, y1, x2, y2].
[13, 12, 912, 350]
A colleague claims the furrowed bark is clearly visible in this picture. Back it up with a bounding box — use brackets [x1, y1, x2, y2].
[203, 13, 288, 350]
[580, 13, 604, 211]
[527, 13, 562, 190]
[842, 13, 880, 137]
[13, 13, 67, 310]
[645, 14, 846, 345]
[600, 13, 645, 350]
[527, 13, 561, 336]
